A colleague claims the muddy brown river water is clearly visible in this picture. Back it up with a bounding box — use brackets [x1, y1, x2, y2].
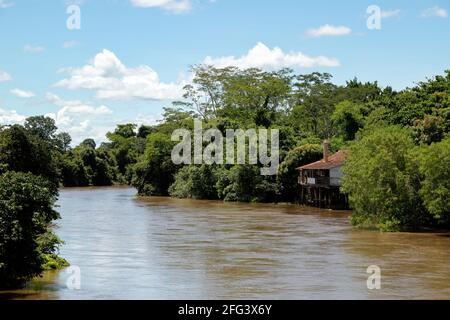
[1, 187, 450, 299]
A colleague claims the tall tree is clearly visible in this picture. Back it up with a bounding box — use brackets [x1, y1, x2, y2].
[24, 116, 57, 142]
[293, 72, 338, 138]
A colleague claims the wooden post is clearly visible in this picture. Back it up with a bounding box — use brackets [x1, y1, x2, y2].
[328, 190, 331, 208]
[301, 186, 304, 204]
[319, 188, 321, 208]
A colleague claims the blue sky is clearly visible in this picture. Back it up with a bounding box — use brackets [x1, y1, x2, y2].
[0, 0, 449, 143]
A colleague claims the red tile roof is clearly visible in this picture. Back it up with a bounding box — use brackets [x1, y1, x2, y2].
[297, 150, 347, 170]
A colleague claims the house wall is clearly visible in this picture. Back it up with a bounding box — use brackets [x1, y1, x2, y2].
[330, 165, 343, 186]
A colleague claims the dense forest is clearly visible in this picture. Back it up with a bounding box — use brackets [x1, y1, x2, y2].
[1, 67, 449, 287]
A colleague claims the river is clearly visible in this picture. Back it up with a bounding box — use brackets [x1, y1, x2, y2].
[1, 187, 450, 300]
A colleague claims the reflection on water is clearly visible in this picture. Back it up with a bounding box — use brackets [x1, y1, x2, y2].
[2, 187, 450, 300]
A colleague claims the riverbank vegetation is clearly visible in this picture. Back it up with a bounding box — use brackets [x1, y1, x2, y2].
[0, 171, 67, 288]
[0, 117, 69, 288]
[129, 67, 447, 231]
[342, 127, 449, 231]
[0, 68, 449, 287]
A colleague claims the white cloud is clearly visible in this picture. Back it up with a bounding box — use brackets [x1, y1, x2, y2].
[0, 94, 116, 145]
[24, 44, 45, 53]
[381, 9, 401, 18]
[65, 0, 84, 5]
[202, 42, 340, 70]
[55, 49, 185, 100]
[0, 0, 13, 9]
[135, 113, 161, 126]
[62, 41, 79, 49]
[45, 93, 114, 144]
[422, 6, 448, 18]
[45, 104, 112, 128]
[0, 69, 11, 82]
[45, 92, 83, 107]
[130, 0, 191, 13]
[306, 24, 352, 38]
[10, 88, 35, 98]
[45, 93, 113, 125]
[0, 108, 26, 125]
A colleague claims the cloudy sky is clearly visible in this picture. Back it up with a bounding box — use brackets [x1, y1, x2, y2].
[0, 0, 449, 144]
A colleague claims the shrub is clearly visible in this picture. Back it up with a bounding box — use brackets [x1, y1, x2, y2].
[169, 165, 219, 200]
[0, 172, 61, 288]
[216, 165, 279, 203]
[341, 126, 426, 231]
[417, 138, 450, 224]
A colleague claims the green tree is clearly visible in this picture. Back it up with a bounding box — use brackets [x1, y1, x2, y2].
[137, 125, 155, 139]
[0, 125, 59, 189]
[341, 126, 425, 231]
[220, 68, 292, 127]
[417, 138, 450, 224]
[169, 165, 219, 200]
[0, 172, 61, 288]
[24, 116, 57, 142]
[55, 132, 72, 151]
[338, 78, 381, 104]
[331, 100, 364, 141]
[60, 151, 90, 187]
[412, 114, 446, 145]
[181, 66, 292, 127]
[216, 165, 279, 203]
[105, 124, 148, 183]
[132, 133, 177, 196]
[59, 139, 116, 187]
[80, 138, 96, 149]
[111, 124, 137, 139]
[293, 72, 338, 138]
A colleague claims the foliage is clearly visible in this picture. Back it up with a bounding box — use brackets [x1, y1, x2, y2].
[292, 72, 338, 138]
[131, 133, 177, 196]
[41, 253, 69, 271]
[24, 116, 58, 142]
[104, 124, 146, 184]
[169, 165, 219, 200]
[412, 114, 446, 145]
[60, 140, 117, 187]
[37, 231, 69, 270]
[0, 172, 61, 288]
[341, 126, 426, 231]
[331, 100, 364, 141]
[0, 124, 59, 190]
[55, 132, 72, 151]
[216, 165, 279, 203]
[180, 66, 292, 127]
[417, 138, 450, 223]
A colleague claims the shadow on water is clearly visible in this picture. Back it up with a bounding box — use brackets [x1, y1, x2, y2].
[0, 292, 37, 300]
[0, 271, 62, 300]
[438, 233, 450, 238]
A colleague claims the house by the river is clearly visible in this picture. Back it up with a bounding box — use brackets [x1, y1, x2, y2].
[297, 140, 349, 209]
